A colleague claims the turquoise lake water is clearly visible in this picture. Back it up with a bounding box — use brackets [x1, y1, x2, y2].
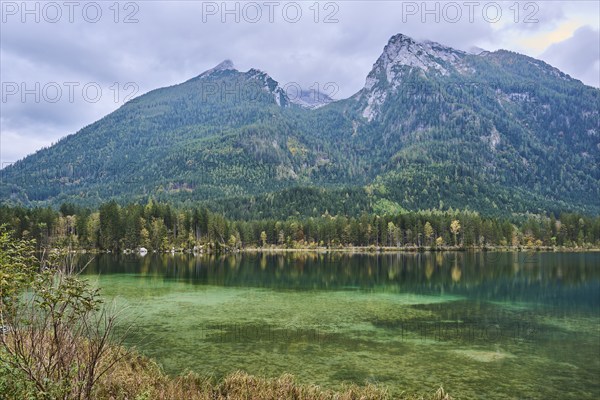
[81, 251, 600, 399]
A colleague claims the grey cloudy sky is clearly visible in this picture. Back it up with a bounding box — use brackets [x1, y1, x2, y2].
[1, 0, 599, 164]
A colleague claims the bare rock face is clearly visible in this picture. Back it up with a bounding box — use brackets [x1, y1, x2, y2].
[359, 33, 467, 121]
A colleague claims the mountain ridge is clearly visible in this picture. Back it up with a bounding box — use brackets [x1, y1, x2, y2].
[2, 33, 598, 218]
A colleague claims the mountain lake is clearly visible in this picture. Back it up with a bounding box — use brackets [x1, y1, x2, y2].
[79, 251, 600, 399]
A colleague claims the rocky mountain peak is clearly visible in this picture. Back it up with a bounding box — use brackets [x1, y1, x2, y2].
[214, 59, 235, 70]
[373, 33, 465, 84]
[197, 59, 237, 79]
[359, 33, 467, 121]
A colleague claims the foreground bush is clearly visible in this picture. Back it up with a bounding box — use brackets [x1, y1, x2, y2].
[1, 227, 125, 399]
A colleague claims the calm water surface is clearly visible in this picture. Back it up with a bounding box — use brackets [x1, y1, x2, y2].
[81, 252, 600, 399]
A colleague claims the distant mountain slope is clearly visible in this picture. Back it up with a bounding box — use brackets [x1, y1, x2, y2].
[2, 34, 599, 217]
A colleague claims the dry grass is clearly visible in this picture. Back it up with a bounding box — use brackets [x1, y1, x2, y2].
[2, 342, 451, 399]
[92, 350, 451, 400]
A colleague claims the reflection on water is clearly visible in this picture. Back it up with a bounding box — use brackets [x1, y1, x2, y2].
[81, 252, 600, 399]
[85, 252, 599, 309]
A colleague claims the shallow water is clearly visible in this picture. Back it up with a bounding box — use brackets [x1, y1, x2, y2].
[81, 251, 600, 399]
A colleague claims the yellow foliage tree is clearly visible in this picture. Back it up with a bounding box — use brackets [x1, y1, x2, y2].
[424, 222, 434, 245]
[450, 220, 461, 246]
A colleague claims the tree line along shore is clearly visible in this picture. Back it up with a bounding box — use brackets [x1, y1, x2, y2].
[1, 201, 599, 253]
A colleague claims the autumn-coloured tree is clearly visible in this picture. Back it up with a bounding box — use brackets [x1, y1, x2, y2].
[260, 231, 267, 247]
[424, 222, 434, 246]
[450, 220, 461, 246]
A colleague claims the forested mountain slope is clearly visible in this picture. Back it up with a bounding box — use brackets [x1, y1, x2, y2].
[2, 34, 598, 218]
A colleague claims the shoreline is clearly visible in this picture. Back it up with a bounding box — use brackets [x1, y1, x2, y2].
[44, 245, 600, 255]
